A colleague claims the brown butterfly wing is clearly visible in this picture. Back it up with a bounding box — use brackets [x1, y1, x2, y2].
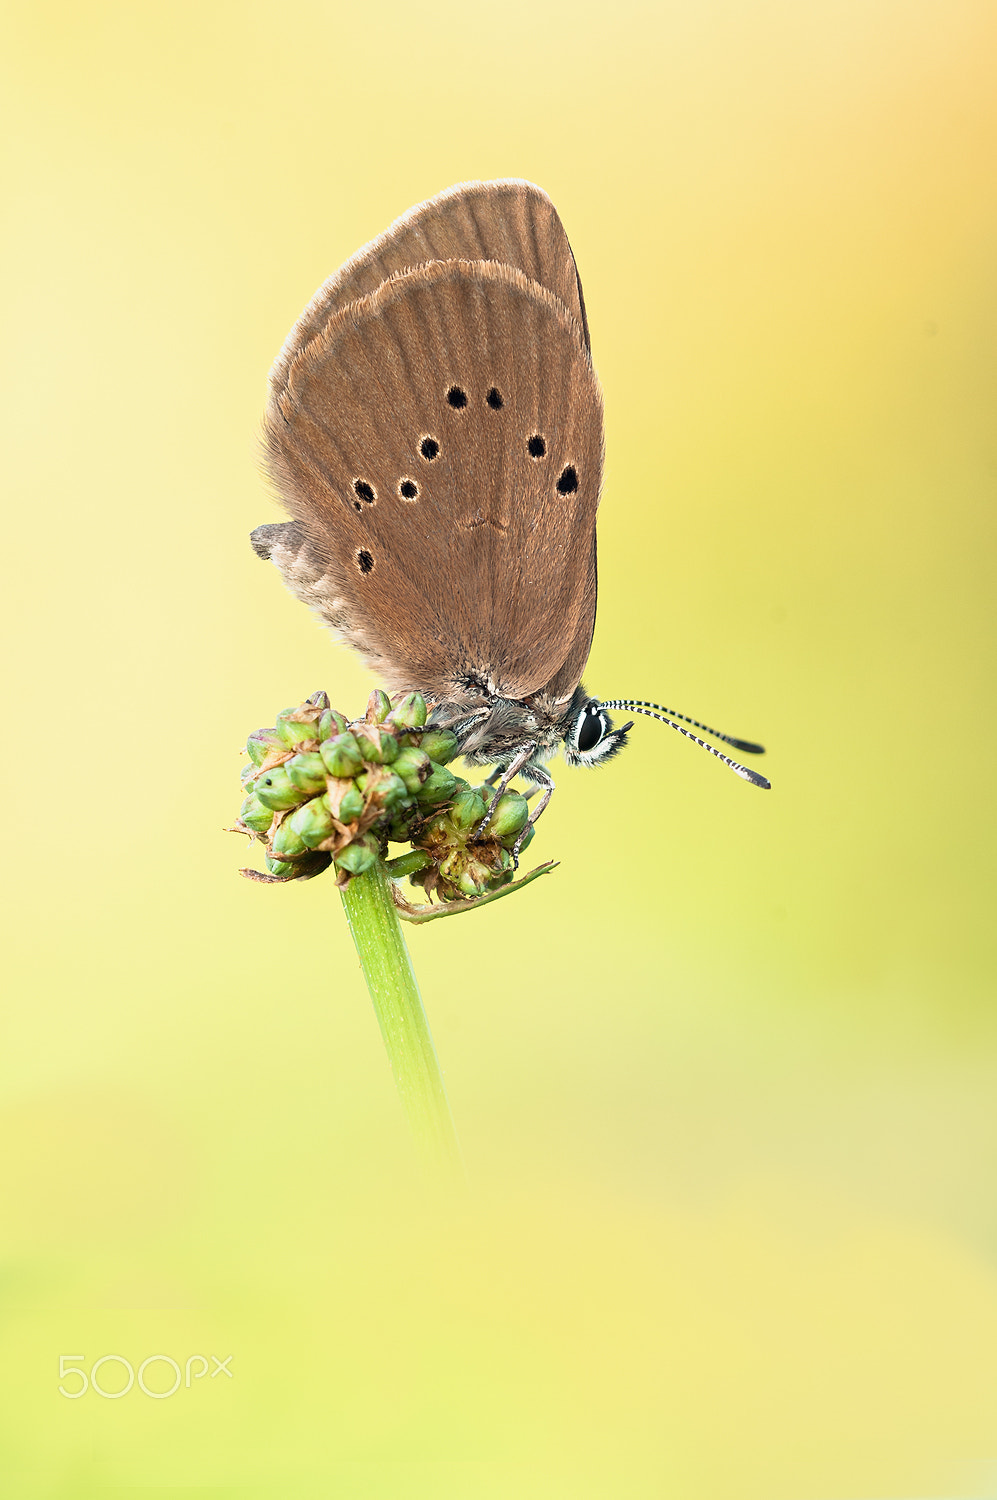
[263, 258, 602, 704]
[269, 180, 590, 397]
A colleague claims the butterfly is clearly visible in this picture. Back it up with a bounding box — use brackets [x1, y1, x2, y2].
[251, 179, 768, 839]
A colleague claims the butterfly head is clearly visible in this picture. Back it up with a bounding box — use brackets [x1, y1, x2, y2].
[561, 690, 633, 768]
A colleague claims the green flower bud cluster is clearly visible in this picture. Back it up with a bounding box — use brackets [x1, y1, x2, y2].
[234, 689, 534, 900]
[386, 782, 534, 903]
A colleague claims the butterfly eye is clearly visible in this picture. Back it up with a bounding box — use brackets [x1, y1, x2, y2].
[576, 704, 606, 753]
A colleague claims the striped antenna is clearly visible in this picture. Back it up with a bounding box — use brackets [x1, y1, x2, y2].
[600, 700, 771, 790]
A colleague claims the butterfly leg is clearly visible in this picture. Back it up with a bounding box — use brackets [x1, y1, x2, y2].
[483, 765, 537, 796]
[476, 751, 555, 869]
[511, 766, 554, 865]
[475, 743, 537, 838]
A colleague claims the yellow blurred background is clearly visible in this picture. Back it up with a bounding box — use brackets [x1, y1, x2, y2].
[2, 0, 996, 1494]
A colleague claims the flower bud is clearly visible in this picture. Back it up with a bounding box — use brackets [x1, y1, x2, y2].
[356, 767, 410, 810]
[320, 733, 364, 778]
[392, 745, 432, 794]
[449, 787, 487, 830]
[418, 812, 451, 843]
[319, 707, 348, 740]
[285, 751, 328, 795]
[388, 800, 424, 837]
[254, 767, 302, 810]
[366, 689, 392, 723]
[418, 728, 459, 765]
[335, 837, 378, 876]
[337, 784, 365, 823]
[265, 855, 297, 879]
[270, 819, 308, 860]
[439, 847, 489, 898]
[353, 725, 398, 764]
[276, 709, 323, 748]
[415, 763, 457, 804]
[239, 794, 274, 836]
[246, 729, 283, 766]
[484, 790, 530, 841]
[387, 692, 428, 729]
[288, 794, 337, 848]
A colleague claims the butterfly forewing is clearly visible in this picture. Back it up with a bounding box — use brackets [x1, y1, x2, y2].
[269, 180, 590, 398]
[264, 257, 603, 702]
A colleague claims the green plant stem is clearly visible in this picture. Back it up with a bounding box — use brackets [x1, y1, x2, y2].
[340, 859, 464, 1180]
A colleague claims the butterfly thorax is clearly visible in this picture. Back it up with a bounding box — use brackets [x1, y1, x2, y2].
[428, 687, 580, 780]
